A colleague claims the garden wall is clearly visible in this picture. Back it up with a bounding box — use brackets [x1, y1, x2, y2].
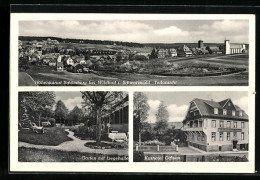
[135, 144, 178, 152]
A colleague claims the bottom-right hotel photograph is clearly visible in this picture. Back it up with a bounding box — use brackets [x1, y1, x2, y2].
[133, 91, 249, 162]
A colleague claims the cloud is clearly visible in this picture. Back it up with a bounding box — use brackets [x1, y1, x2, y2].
[146, 100, 189, 123]
[56, 96, 83, 111]
[153, 26, 189, 36]
[195, 20, 249, 43]
[233, 96, 248, 113]
[167, 104, 189, 122]
[19, 20, 248, 43]
[146, 99, 161, 123]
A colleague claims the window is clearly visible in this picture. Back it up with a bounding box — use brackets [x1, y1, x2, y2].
[234, 122, 237, 128]
[197, 134, 200, 141]
[190, 121, 193, 128]
[241, 132, 244, 140]
[232, 110, 236, 116]
[199, 120, 203, 127]
[239, 111, 243, 117]
[211, 132, 216, 141]
[214, 108, 218, 114]
[201, 134, 205, 141]
[227, 121, 231, 128]
[220, 121, 224, 128]
[211, 120, 216, 128]
[219, 132, 223, 141]
[228, 102, 231, 106]
[227, 132, 230, 141]
[241, 122, 245, 128]
[233, 132, 237, 138]
[223, 109, 227, 115]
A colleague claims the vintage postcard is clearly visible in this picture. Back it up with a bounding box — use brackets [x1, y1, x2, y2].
[9, 13, 255, 173]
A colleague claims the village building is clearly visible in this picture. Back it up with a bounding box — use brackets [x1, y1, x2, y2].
[177, 45, 193, 57]
[182, 98, 248, 152]
[63, 56, 74, 66]
[169, 48, 178, 57]
[69, 63, 85, 73]
[157, 49, 169, 58]
[206, 46, 223, 54]
[101, 93, 129, 134]
[42, 57, 52, 65]
[56, 62, 64, 71]
[48, 59, 56, 66]
[90, 49, 117, 55]
[224, 40, 247, 54]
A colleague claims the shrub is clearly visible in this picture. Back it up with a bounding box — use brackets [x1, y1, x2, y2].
[162, 135, 172, 146]
[48, 118, 56, 127]
[141, 131, 154, 142]
[143, 140, 164, 146]
[119, 61, 132, 72]
[133, 151, 145, 162]
[40, 117, 48, 122]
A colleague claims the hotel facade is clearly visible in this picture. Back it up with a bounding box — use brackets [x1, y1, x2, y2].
[182, 98, 248, 152]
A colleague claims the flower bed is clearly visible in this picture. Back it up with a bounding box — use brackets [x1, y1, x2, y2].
[85, 142, 127, 149]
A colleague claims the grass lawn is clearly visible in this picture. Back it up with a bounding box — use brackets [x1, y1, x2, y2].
[18, 147, 128, 162]
[18, 127, 73, 146]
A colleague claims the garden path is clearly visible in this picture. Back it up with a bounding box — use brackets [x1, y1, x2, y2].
[18, 129, 128, 155]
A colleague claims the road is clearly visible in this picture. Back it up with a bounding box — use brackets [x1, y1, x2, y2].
[19, 72, 38, 86]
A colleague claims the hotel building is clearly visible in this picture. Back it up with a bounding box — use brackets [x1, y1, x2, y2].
[182, 98, 248, 152]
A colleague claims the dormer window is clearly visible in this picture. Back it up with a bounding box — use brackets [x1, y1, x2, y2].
[214, 108, 218, 114]
[239, 111, 243, 117]
[232, 110, 236, 116]
[223, 109, 227, 115]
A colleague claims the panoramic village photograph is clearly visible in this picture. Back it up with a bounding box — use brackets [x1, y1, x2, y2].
[133, 91, 249, 162]
[18, 20, 249, 86]
[18, 91, 129, 162]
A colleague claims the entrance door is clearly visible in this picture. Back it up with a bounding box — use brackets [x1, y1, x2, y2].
[233, 140, 238, 149]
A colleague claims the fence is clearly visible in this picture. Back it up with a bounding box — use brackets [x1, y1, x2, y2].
[135, 144, 178, 152]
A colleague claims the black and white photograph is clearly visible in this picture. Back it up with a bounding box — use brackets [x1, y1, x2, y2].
[18, 19, 249, 86]
[10, 13, 255, 173]
[18, 91, 129, 162]
[133, 91, 249, 162]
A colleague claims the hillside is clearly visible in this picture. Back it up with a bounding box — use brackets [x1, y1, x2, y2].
[19, 36, 144, 48]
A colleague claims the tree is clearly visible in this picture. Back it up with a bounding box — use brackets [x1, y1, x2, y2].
[55, 100, 68, 125]
[150, 48, 158, 59]
[154, 101, 169, 135]
[133, 92, 149, 145]
[18, 92, 56, 126]
[81, 91, 124, 144]
[68, 106, 83, 125]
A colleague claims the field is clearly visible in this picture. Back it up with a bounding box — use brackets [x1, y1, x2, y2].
[19, 54, 249, 86]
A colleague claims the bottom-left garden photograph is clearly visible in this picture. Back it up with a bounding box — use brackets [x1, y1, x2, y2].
[18, 91, 129, 162]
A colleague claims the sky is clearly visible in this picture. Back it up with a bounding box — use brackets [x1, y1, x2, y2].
[55, 92, 84, 111]
[19, 20, 249, 43]
[142, 91, 248, 123]
[53, 91, 248, 122]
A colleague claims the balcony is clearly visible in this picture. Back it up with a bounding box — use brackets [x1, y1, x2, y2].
[183, 126, 204, 132]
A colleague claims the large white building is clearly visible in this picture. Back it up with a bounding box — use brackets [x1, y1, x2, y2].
[224, 40, 247, 54]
